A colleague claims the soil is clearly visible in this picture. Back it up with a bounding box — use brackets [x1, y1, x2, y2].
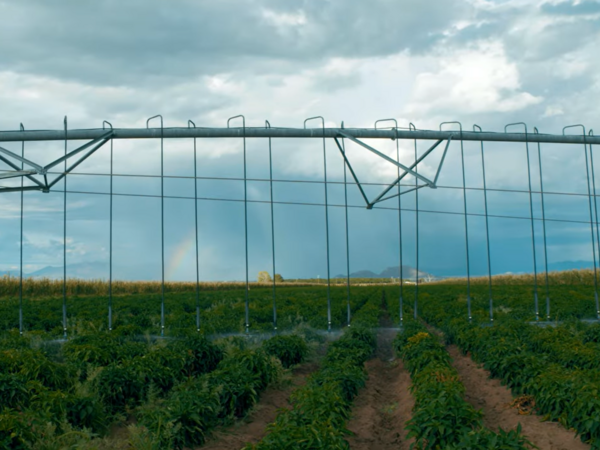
[345, 326, 415, 450]
[197, 361, 319, 450]
[448, 345, 590, 450]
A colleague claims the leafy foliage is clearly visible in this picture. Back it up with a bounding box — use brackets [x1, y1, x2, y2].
[65, 391, 108, 433]
[0, 373, 31, 410]
[95, 363, 147, 414]
[262, 334, 308, 368]
[246, 328, 375, 450]
[139, 378, 221, 449]
[395, 323, 534, 449]
[137, 340, 291, 448]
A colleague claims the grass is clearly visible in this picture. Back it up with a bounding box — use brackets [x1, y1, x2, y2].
[0, 275, 408, 299]
[431, 268, 598, 286]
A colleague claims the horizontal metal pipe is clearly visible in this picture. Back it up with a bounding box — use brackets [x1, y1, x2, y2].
[0, 127, 598, 145]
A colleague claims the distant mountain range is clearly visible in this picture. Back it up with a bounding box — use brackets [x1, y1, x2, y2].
[0, 261, 109, 280]
[335, 265, 433, 281]
[546, 260, 594, 272]
[1, 260, 597, 282]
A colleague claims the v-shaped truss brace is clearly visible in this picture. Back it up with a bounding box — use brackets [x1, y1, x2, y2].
[333, 132, 453, 209]
[0, 131, 113, 193]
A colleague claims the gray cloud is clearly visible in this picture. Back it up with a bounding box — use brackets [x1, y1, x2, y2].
[0, 0, 468, 87]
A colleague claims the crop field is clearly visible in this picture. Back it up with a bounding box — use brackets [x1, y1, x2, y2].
[1, 274, 600, 449]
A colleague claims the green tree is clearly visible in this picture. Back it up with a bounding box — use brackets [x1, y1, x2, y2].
[257, 271, 272, 283]
[274, 274, 284, 283]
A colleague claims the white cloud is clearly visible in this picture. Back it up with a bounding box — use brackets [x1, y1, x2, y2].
[405, 41, 543, 116]
[0, 193, 89, 219]
[543, 105, 565, 117]
[261, 8, 307, 28]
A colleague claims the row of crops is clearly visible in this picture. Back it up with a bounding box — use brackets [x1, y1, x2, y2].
[247, 327, 376, 449]
[0, 285, 384, 336]
[417, 289, 600, 449]
[0, 286, 385, 449]
[395, 321, 535, 449]
[2, 281, 599, 448]
[3, 281, 600, 336]
[0, 328, 311, 448]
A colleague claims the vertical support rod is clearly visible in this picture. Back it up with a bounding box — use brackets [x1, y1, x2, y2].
[323, 130, 332, 331]
[105, 121, 113, 331]
[19, 124, 24, 335]
[147, 115, 165, 336]
[374, 120, 402, 325]
[411, 124, 419, 319]
[459, 133, 471, 314]
[397, 131, 404, 326]
[63, 117, 67, 339]
[374, 118, 401, 325]
[189, 120, 200, 332]
[266, 121, 277, 331]
[582, 132, 600, 319]
[442, 122, 470, 320]
[397, 129, 403, 325]
[160, 122, 165, 336]
[526, 135, 540, 321]
[160, 125, 165, 336]
[305, 117, 330, 331]
[227, 116, 249, 333]
[507, 123, 539, 321]
[244, 125, 249, 334]
[589, 130, 600, 320]
[534, 128, 551, 320]
[474, 125, 492, 322]
[341, 131, 351, 326]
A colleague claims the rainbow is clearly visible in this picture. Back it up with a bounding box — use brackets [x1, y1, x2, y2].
[166, 229, 198, 280]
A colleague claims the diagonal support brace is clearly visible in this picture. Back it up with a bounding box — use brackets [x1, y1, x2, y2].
[44, 130, 113, 172]
[339, 131, 436, 188]
[0, 145, 45, 173]
[0, 154, 47, 189]
[375, 183, 429, 204]
[0, 185, 45, 193]
[368, 135, 454, 208]
[333, 137, 371, 207]
[0, 169, 36, 180]
[48, 137, 112, 188]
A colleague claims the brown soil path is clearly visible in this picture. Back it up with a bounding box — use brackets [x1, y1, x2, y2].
[448, 345, 590, 450]
[197, 361, 319, 450]
[345, 328, 415, 450]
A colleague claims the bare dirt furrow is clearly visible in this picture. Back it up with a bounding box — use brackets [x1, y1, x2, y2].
[346, 329, 415, 450]
[448, 344, 590, 450]
[198, 361, 319, 450]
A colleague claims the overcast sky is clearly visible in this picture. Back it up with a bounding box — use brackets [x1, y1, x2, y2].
[1, 0, 600, 281]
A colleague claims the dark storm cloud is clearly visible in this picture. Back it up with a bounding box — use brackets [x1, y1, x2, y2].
[0, 0, 467, 86]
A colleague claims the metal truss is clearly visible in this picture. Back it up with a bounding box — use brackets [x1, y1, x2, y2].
[2, 116, 600, 338]
[0, 130, 113, 193]
[334, 133, 452, 209]
[0, 124, 455, 201]
[3, 121, 597, 196]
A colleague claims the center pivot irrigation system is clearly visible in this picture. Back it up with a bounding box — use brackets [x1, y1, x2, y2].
[1, 115, 600, 337]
